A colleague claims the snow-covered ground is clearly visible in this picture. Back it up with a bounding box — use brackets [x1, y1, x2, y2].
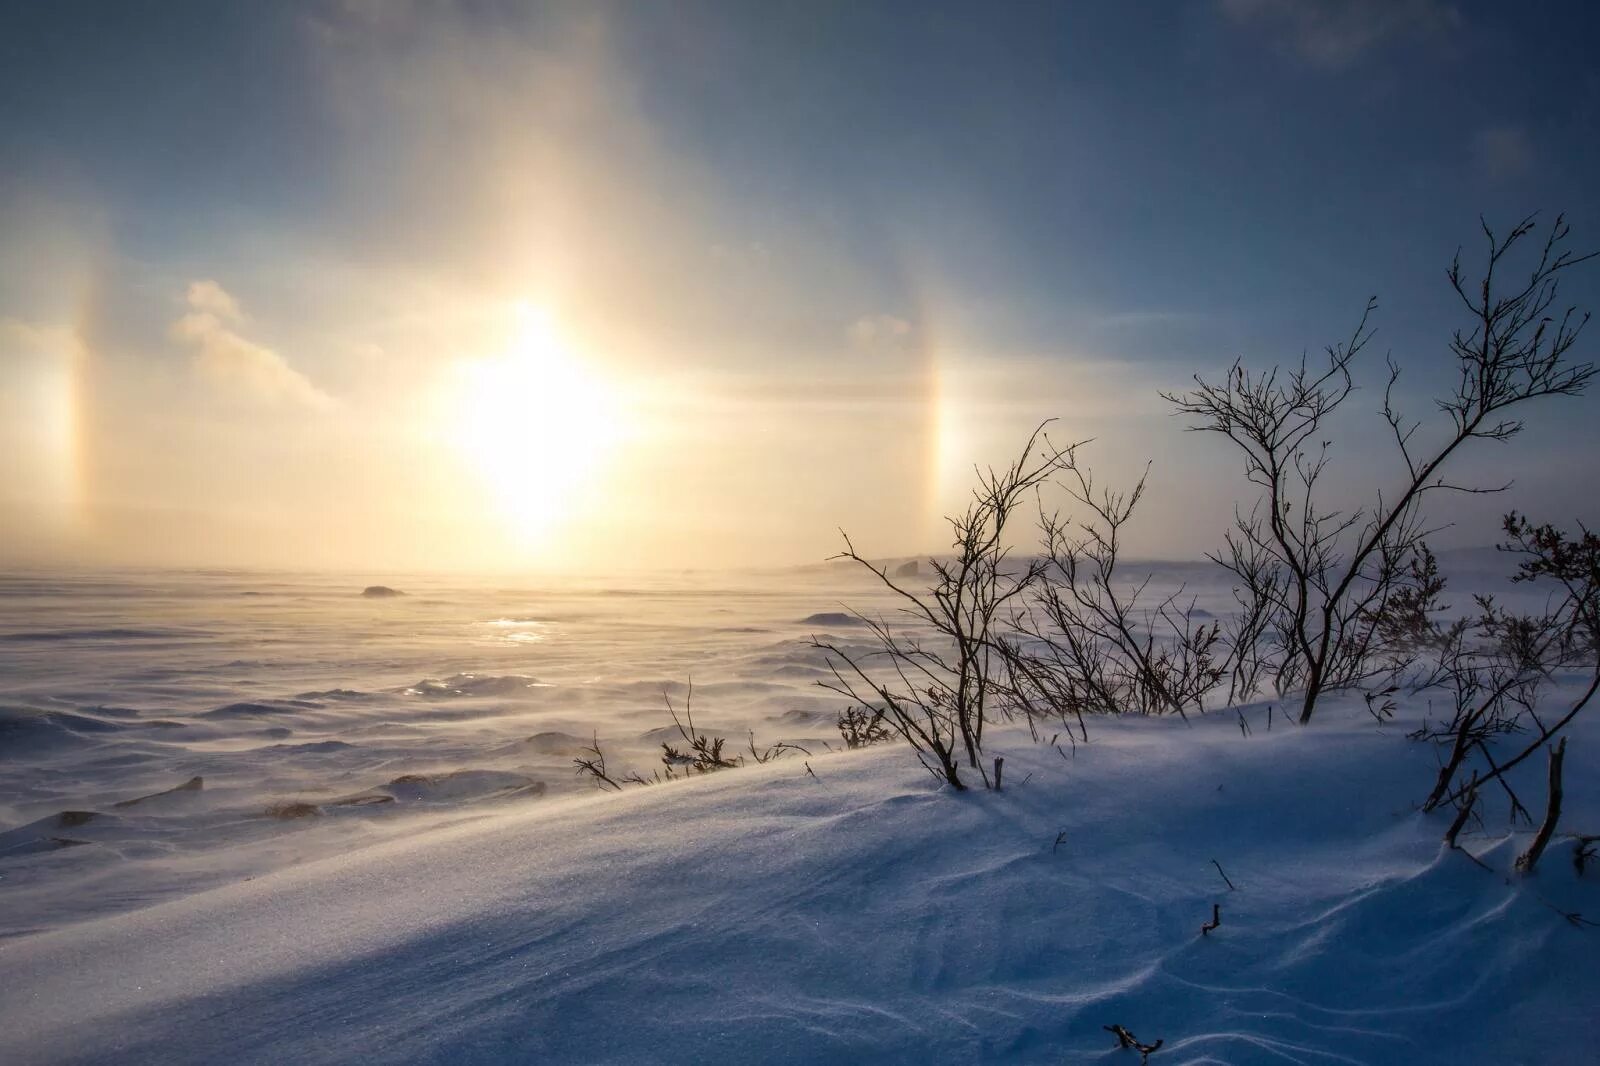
[1, 566, 1596, 1063]
[0, 565, 905, 937]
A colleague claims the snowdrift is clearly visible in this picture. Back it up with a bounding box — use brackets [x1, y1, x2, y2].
[2, 701, 1595, 1064]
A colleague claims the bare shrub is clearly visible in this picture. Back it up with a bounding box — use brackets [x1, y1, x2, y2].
[574, 732, 625, 792]
[576, 683, 781, 790]
[1415, 604, 1560, 818]
[1421, 515, 1600, 823]
[1008, 459, 1224, 719]
[747, 731, 812, 764]
[1167, 215, 1596, 723]
[659, 681, 740, 774]
[1216, 522, 1285, 704]
[812, 424, 1076, 790]
[836, 703, 893, 749]
[998, 460, 1222, 717]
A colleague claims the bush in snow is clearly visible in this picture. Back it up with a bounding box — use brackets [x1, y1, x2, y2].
[1005, 452, 1226, 722]
[812, 425, 1073, 790]
[835, 703, 893, 748]
[1166, 214, 1596, 723]
[1420, 513, 1600, 865]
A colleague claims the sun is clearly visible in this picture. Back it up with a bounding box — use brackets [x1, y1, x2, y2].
[450, 305, 620, 544]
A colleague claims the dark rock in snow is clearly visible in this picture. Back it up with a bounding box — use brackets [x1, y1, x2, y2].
[800, 612, 864, 627]
[361, 585, 404, 598]
[893, 560, 920, 577]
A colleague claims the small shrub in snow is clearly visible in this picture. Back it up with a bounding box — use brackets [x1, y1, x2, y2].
[1420, 515, 1600, 859]
[1007, 456, 1225, 720]
[659, 682, 739, 774]
[1104, 1024, 1164, 1062]
[1167, 215, 1596, 723]
[813, 425, 1073, 790]
[746, 730, 811, 763]
[835, 703, 893, 748]
[576, 684, 816, 790]
[573, 732, 626, 792]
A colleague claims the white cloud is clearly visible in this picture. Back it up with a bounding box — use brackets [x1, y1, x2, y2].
[1471, 125, 1534, 184]
[1219, 0, 1459, 68]
[170, 281, 335, 410]
[184, 279, 242, 322]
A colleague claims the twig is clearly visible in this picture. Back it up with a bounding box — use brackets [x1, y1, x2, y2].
[1053, 830, 1068, 853]
[1201, 902, 1222, 936]
[1104, 1024, 1163, 1062]
[1574, 834, 1598, 875]
[1542, 901, 1599, 929]
[572, 732, 623, 792]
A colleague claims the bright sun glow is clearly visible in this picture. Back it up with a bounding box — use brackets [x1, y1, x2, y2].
[451, 305, 620, 545]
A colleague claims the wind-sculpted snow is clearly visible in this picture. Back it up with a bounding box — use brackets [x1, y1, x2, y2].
[405, 673, 547, 698]
[1, 566, 1595, 1063]
[0, 626, 197, 642]
[0, 566, 911, 936]
[1, 703, 1595, 1064]
[0, 705, 135, 755]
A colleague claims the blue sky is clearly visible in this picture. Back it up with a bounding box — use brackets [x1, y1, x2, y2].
[1, 0, 1597, 569]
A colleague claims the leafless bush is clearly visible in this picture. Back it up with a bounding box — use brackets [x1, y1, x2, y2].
[836, 703, 894, 749]
[574, 731, 625, 792]
[1216, 519, 1285, 704]
[1006, 459, 1223, 719]
[1167, 215, 1596, 723]
[1421, 515, 1600, 825]
[577, 683, 808, 790]
[1415, 606, 1559, 819]
[747, 731, 812, 764]
[660, 681, 740, 774]
[812, 424, 1077, 790]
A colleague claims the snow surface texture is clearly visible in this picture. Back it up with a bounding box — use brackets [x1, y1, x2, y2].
[1, 565, 1596, 1064]
[0, 566, 901, 936]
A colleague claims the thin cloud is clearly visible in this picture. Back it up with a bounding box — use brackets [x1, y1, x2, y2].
[170, 281, 335, 410]
[1219, 0, 1460, 69]
[184, 279, 242, 322]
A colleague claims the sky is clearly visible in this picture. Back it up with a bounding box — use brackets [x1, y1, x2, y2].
[1, 0, 1598, 573]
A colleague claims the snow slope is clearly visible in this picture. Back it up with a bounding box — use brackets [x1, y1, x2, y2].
[3, 695, 1596, 1065]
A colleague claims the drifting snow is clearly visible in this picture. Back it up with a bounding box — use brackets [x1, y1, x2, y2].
[0, 568, 1595, 1063]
